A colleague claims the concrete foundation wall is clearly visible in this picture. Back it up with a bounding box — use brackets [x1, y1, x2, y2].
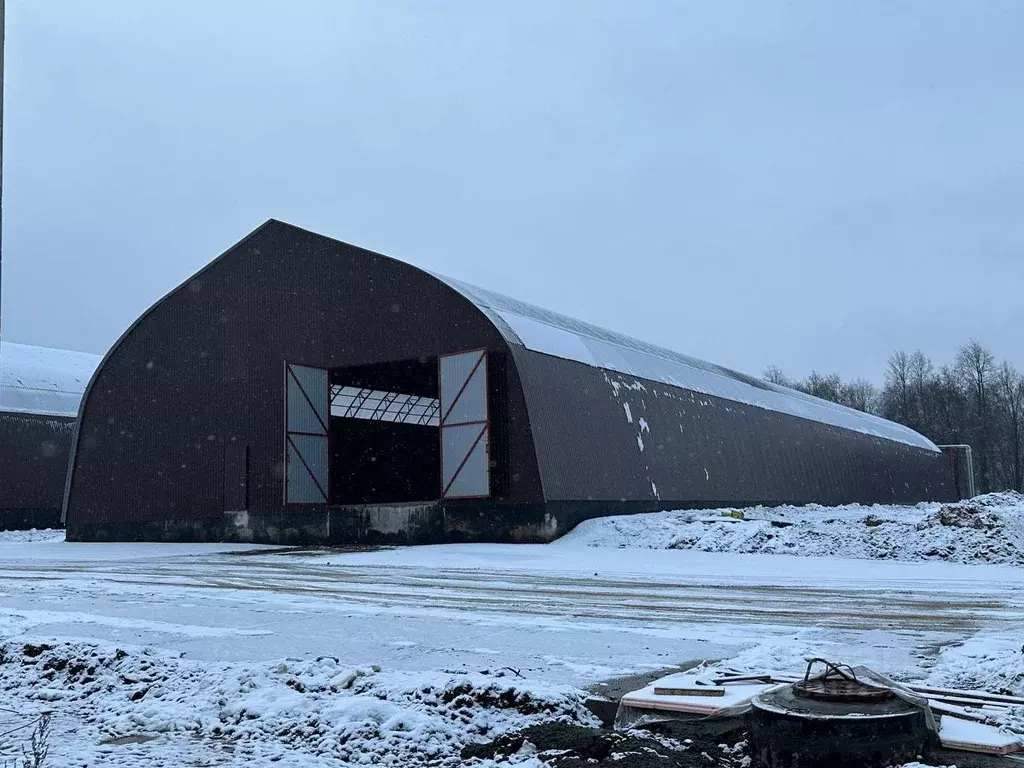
[65, 499, 681, 545]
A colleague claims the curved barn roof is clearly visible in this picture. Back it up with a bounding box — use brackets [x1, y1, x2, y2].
[0, 342, 102, 417]
[434, 275, 937, 452]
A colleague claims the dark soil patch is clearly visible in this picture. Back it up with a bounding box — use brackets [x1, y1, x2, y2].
[463, 723, 611, 762]
[938, 503, 1000, 530]
[22, 643, 54, 658]
[461, 720, 1004, 768]
[462, 722, 752, 767]
[440, 682, 558, 715]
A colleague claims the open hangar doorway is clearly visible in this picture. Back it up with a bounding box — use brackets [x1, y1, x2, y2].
[283, 349, 497, 509]
[330, 357, 440, 505]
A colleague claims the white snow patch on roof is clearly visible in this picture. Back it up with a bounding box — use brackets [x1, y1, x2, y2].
[0, 341, 101, 417]
[434, 274, 937, 452]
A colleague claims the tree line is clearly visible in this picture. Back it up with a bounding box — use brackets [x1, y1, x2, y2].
[764, 341, 1024, 494]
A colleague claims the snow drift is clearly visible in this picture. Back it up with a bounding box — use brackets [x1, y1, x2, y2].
[557, 492, 1024, 566]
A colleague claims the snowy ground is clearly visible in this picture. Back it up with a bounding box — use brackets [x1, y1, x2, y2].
[2, 497, 1024, 765]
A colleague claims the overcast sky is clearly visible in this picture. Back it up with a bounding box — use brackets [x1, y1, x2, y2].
[2, 1, 1022, 381]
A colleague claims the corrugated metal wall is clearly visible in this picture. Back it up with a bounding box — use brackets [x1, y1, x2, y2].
[511, 350, 954, 506]
[0, 411, 76, 522]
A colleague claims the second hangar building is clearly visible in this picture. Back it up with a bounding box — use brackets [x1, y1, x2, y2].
[63, 221, 953, 543]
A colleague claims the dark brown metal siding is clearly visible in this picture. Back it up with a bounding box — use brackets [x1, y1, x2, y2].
[510, 349, 954, 506]
[0, 412, 75, 513]
[65, 221, 543, 528]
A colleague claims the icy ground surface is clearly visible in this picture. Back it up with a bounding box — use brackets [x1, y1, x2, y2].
[2, 500, 1024, 765]
[561, 491, 1024, 565]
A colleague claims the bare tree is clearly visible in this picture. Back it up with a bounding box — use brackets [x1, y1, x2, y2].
[956, 340, 997, 491]
[884, 350, 913, 426]
[909, 350, 933, 433]
[996, 362, 1024, 492]
[841, 378, 879, 414]
[801, 371, 844, 403]
[763, 365, 790, 387]
[932, 364, 968, 445]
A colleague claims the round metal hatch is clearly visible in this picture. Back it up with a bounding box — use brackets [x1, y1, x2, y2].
[792, 661, 895, 703]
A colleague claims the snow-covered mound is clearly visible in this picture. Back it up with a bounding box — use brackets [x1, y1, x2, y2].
[0, 641, 596, 766]
[557, 492, 1024, 566]
[0, 528, 65, 542]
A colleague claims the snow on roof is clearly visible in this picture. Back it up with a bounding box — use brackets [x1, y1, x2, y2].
[436, 275, 938, 452]
[0, 341, 102, 417]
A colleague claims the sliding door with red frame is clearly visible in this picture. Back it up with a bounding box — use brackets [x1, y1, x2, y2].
[439, 349, 490, 500]
[284, 362, 330, 504]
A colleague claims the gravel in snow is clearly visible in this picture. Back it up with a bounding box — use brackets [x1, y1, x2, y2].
[558, 492, 1024, 566]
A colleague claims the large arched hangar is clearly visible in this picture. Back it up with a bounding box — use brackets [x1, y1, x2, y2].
[62, 220, 953, 543]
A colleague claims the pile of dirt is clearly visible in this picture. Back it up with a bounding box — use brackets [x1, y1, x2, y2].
[462, 722, 750, 767]
[938, 493, 1016, 530]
